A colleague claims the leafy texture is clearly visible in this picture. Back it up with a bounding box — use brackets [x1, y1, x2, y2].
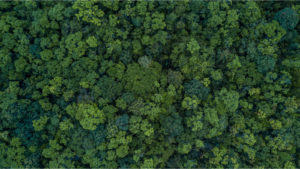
[0, 1, 299, 168]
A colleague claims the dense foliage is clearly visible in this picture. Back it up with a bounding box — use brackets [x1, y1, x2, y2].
[0, 0, 300, 168]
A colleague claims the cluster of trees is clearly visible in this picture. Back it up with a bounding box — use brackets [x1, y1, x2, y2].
[0, 0, 299, 168]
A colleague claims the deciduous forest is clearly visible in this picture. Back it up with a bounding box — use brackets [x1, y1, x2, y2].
[0, 0, 299, 168]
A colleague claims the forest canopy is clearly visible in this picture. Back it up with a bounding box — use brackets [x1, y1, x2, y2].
[0, 0, 300, 168]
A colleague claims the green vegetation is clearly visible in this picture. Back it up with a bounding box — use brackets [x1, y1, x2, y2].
[0, 0, 299, 168]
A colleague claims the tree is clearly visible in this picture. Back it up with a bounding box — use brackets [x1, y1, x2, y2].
[32, 116, 49, 131]
[167, 70, 184, 88]
[215, 88, 239, 114]
[274, 8, 299, 31]
[72, 0, 104, 26]
[123, 62, 161, 96]
[184, 79, 210, 100]
[161, 113, 183, 137]
[86, 36, 98, 48]
[177, 143, 192, 154]
[187, 38, 200, 55]
[66, 103, 105, 130]
[115, 114, 129, 131]
[0, 137, 26, 168]
[116, 145, 129, 158]
[96, 76, 123, 102]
